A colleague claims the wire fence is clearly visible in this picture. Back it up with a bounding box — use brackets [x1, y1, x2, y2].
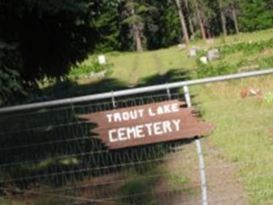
[1, 70, 273, 204]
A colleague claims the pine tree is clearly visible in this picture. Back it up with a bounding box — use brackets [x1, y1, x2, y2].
[174, 0, 190, 44]
[121, 0, 150, 51]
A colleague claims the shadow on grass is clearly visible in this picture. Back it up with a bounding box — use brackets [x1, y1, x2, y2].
[137, 69, 190, 86]
[38, 69, 191, 100]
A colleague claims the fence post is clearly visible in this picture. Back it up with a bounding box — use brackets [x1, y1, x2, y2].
[166, 83, 171, 100]
[183, 85, 208, 205]
[111, 91, 116, 108]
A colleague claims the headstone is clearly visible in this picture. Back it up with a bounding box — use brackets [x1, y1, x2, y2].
[200, 56, 208, 64]
[98, 55, 106, 65]
[207, 49, 220, 61]
[188, 48, 198, 57]
[178, 44, 187, 50]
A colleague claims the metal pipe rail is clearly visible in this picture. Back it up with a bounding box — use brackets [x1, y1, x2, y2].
[1, 68, 273, 113]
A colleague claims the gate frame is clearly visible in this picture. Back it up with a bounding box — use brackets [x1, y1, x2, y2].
[0, 69, 273, 113]
[1, 69, 273, 204]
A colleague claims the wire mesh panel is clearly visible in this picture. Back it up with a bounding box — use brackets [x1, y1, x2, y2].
[1, 74, 273, 205]
[0, 91, 204, 205]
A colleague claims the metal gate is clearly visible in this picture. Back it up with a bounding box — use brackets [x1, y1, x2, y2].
[0, 69, 273, 205]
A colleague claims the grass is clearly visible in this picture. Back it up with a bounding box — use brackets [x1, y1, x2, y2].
[193, 76, 273, 204]
[83, 28, 273, 86]
[39, 28, 273, 96]
[106, 48, 194, 85]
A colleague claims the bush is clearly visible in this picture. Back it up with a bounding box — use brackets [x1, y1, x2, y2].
[195, 60, 238, 78]
[218, 38, 273, 56]
[68, 56, 113, 79]
[258, 57, 273, 68]
[0, 44, 25, 106]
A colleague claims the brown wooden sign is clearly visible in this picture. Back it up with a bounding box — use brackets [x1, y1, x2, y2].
[80, 100, 213, 149]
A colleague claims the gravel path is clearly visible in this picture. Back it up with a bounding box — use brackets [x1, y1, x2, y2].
[154, 138, 248, 205]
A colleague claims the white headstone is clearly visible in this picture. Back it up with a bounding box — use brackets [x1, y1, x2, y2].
[200, 56, 208, 64]
[178, 44, 187, 50]
[207, 49, 220, 61]
[98, 55, 106, 65]
[189, 48, 197, 57]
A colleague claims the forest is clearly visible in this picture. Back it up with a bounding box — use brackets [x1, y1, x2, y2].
[0, 0, 272, 105]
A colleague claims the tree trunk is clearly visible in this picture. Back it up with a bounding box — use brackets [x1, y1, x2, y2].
[232, 6, 240, 34]
[184, 0, 195, 37]
[174, 0, 190, 44]
[133, 24, 143, 52]
[219, 0, 227, 37]
[131, 8, 143, 52]
[192, 0, 206, 40]
[189, 18, 195, 37]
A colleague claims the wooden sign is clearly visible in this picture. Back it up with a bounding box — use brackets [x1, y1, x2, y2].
[80, 100, 213, 149]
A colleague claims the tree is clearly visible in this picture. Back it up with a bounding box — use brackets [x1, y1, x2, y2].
[192, 0, 207, 40]
[92, 0, 122, 52]
[174, 0, 190, 44]
[121, 0, 150, 51]
[218, 0, 227, 37]
[231, 0, 240, 34]
[0, 0, 96, 82]
[184, 0, 195, 37]
[239, 0, 273, 32]
[157, 1, 181, 47]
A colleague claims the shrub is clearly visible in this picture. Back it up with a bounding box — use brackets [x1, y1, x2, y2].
[219, 38, 273, 56]
[0, 44, 25, 106]
[195, 60, 238, 78]
[68, 56, 113, 79]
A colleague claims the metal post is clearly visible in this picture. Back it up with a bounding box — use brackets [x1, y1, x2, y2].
[166, 83, 171, 100]
[1, 69, 273, 113]
[183, 85, 208, 205]
[111, 91, 116, 108]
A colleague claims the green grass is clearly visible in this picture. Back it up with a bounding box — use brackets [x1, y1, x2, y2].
[79, 28, 273, 86]
[106, 48, 195, 85]
[194, 76, 273, 205]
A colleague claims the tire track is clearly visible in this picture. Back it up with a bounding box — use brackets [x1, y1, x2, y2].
[152, 52, 165, 75]
[128, 54, 140, 86]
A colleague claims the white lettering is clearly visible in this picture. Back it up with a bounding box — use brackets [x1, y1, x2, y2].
[162, 121, 172, 133]
[144, 123, 154, 135]
[113, 113, 122, 122]
[109, 129, 118, 142]
[138, 109, 144, 118]
[106, 109, 145, 123]
[153, 122, 163, 135]
[148, 108, 156, 116]
[127, 127, 136, 139]
[135, 125, 145, 138]
[123, 112, 130, 121]
[171, 103, 179, 112]
[117, 127, 127, 141]
[106, 114, 113, 123]
[108, 119, 182, 143]
[163, 104, 171, 113]
[172, 119, 181, 131]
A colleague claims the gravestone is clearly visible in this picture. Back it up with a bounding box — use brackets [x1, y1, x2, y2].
[207, 49, 220, 61]
[188, 48, 198, 57]
[200, 56, 208, 64]
[98, 55, 106, 65]
[178, 44, 187, 50]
